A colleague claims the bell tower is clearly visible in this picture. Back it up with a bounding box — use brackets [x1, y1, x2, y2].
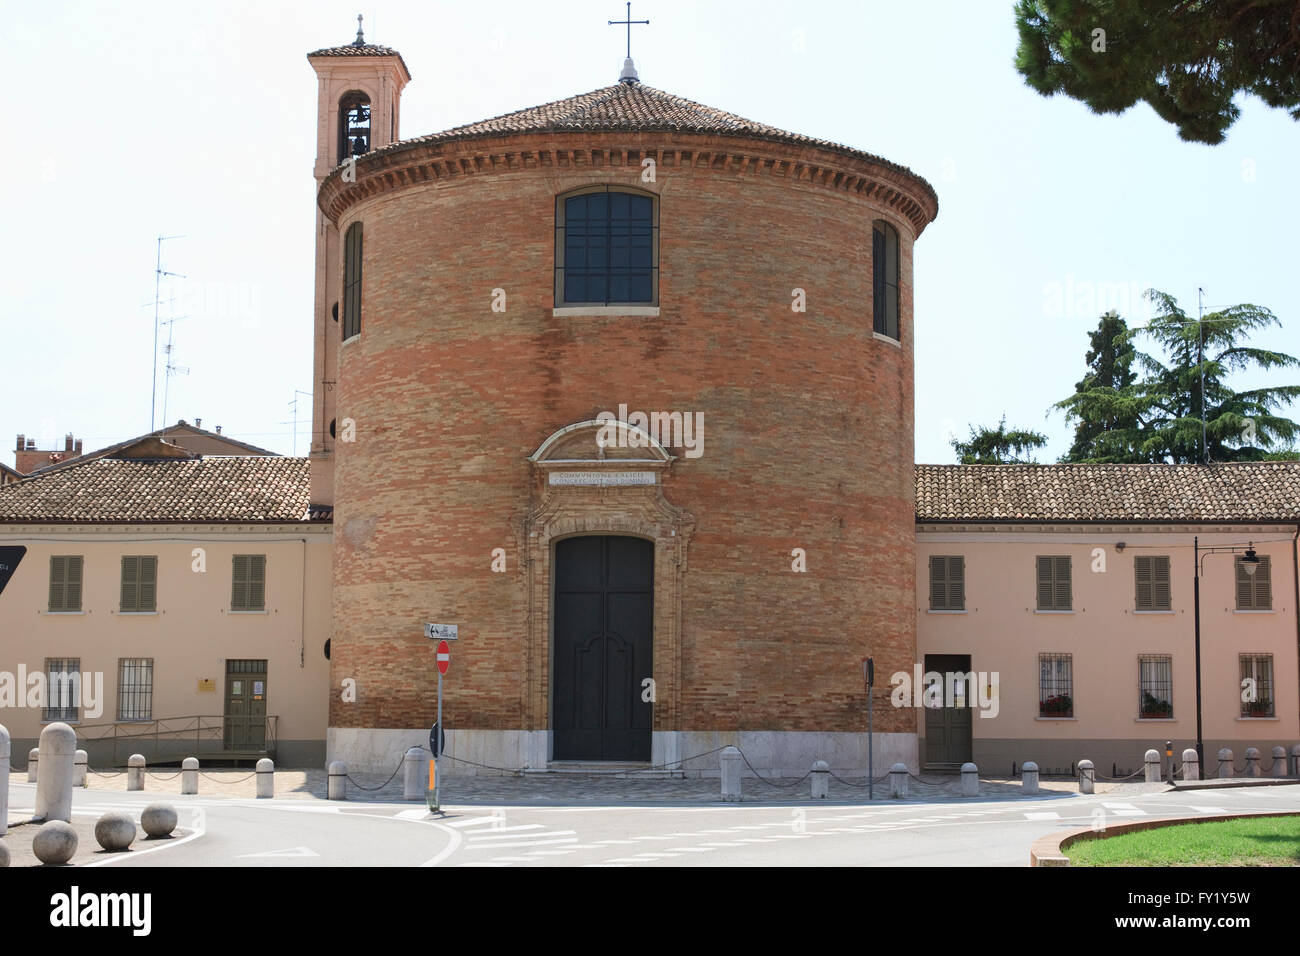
[306, 16, 411, 506]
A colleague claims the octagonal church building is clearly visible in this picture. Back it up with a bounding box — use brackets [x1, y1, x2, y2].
[308, 29, 938, 773]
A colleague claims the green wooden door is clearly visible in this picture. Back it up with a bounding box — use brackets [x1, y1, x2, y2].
[923, 654, 973, 767]
[224, 660, 267, 751]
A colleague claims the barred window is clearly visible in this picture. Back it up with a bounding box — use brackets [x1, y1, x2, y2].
[929, 555, 965, 610]
[120, 555, 157, 612]
[1134, 555, 1171, 610]
[48, 555, 84, 611]
[1138, 655, 1173, 718]
[232, 555, 267, 611]
[43, 657, 81, 722]
[1239, 654, 1274, 718]
[1036, 555, 1071, 610]
[117, 658, 154, 721]
[1038, 653, 1073, 717]
[342, 221, 363, 340]
[1235, 555, 1272, 610]
[872, 220, 899, 339]
[555, 187, 658, 306]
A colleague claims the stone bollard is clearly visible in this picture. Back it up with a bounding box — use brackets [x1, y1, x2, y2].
[1021, 761, 1040, 795]
[402, 747, 425, 800]
[1218, 748, 1233, 779]
[181, 757, 199, 794]
[720, 746, 742, 802]
[1078, 759, 1095, 794]
[889, 762, 908, 799]
[74, 749, 88, 788]
[1291, 744, 1300, 777]
[1245, 747, 1260, 778]
[960, 762, 979, 796]
[1144, 748, 1161, 783]
[810, 760, 829, 799]
[1182, 748, 1200, 781]
[127, 754, 146, 791]
[27, 748, 38, 783]
[33, 820, 78, 865]
[256, 758, 274, 798]
[34, 722, 76, 823]
[328, 761, 347, 800]
[1273, 746, 1288, 779]
[0, 724, 9, 837]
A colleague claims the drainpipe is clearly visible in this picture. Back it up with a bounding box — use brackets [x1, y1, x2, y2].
[1293, 526, 1299, 731]
[300, 537, 308, 669]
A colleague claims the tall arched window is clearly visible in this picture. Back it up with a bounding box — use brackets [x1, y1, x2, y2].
[555, 187, 658, 307]
[342, 222, 363, 340]
[338, 91, 371, 165]
[872, 220, 899, 340]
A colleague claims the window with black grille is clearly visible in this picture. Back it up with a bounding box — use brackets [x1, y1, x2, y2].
[1235, 555, 1272, 610]
[929, 555, 964, 610]
[48, 555, 83, 612]
[1239, 654, 1274, 717]
[43, 657, 80, 722]
[1036, 555, 1071, 610]
[117, 658, 153, 721]
[120, 555, 157, 612]
[342, 222, 363, 340]
[1038, 653, 1073, 717]
[1134, 555, 1171, 610]
[872, 220, 899, 339]
[231, 555, 267, 611]
[555, 188, 658, 306]
[1139, 655, 1173, 718]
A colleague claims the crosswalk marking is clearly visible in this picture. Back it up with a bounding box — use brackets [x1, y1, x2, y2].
[447, 816, 508, 829]
[526, 849, 577, 856]
[1024, 812, 1060, 821]
[1190, 806, 1227, 814]
[1102, 802, 1146, 816]
[468, 828, 573, 842]
[463, 837, 578, 850]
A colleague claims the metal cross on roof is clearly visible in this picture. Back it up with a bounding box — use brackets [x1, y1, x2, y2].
[353, 13, 365, 46]
[608, 2, 649, 60]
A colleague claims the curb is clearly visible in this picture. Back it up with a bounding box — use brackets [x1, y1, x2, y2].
[1029, 809, 1300, 867]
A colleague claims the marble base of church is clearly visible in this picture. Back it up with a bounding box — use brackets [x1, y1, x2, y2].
[327, 727, 918, 777]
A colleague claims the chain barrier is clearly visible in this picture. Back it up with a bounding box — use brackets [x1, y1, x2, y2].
[734, 748, 812, 789]
[826, 770, 892, 789]
[1092, 766, 1145, 782]
[87, 768, 125, 778]
[199, 771, 258, 784]
[345, 756, 406, 792]
[145, 770, 182, 781]
[908, 771, 963, 789]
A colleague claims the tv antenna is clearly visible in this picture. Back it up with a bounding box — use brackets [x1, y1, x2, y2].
[286, 389, 313, 456]
[160, 301, 191, 434]
[151, 235, 186, 432]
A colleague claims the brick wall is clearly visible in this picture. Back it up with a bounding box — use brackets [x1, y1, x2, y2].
[324, 130, 936, 736]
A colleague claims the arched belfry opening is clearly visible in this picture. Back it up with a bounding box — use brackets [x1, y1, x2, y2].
[338, 90, 371, 164]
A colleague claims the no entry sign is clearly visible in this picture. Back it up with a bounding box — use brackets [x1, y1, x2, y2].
[436, 640, 450, 675]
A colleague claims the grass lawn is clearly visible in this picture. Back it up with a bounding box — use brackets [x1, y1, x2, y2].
[1067, 814, 1300, 866]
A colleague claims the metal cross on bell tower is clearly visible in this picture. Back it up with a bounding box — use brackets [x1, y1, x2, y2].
[353, 13, 365, 47]
[609, 2, 649, 84]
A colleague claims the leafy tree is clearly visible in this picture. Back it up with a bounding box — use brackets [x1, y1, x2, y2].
[1128, 291, 1300, 461]
[1014, 0, 1300, 144]
[1055, 291, 1300, 463]
[1056, 310, 1143, 462]
[951, 415, 1048, 464]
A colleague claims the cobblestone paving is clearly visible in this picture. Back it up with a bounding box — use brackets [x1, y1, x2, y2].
[71, 764, 1169, 805]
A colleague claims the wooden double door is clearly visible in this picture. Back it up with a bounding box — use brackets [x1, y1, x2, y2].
[552, 536, 653, 762]
[923, 653, 973, 767]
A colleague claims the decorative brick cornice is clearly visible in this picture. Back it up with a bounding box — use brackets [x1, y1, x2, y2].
[317, 132, 938, 235]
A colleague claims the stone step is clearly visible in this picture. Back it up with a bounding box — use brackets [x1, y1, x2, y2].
[527, 762, 685, 778]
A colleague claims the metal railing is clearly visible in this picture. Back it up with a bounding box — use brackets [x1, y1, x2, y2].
[73, 714, 278, 767]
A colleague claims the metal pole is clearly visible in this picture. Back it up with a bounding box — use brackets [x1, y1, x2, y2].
[868, 682, 874, 800]
[434, 670, 442, 812]
[1193, 536, 1205, 769]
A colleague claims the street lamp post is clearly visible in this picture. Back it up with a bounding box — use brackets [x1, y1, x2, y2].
[1192, 536, 1260, 770]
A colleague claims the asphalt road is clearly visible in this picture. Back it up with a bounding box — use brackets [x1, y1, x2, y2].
[8, 777, 1299, 867]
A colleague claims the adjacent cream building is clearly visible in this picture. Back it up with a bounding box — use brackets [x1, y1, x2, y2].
[0, 438, 331, 767]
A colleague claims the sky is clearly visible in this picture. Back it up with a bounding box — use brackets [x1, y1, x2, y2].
[2, 0, 1297, 466]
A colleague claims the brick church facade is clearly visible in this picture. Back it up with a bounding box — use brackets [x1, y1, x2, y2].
[308, 33, 938, 772]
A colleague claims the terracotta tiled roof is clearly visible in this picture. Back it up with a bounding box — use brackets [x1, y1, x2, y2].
[369, 82, 937, 206]
[915, 462, 1300, 523]
[307, 43, 411, 80]
[0, 457, 326, 524]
